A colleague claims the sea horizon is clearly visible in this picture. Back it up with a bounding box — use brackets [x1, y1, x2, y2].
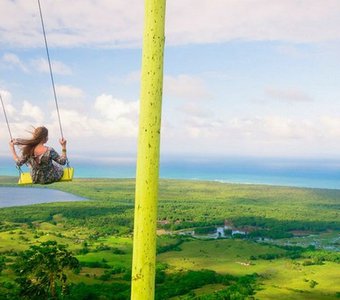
[0, 156, 339, 190]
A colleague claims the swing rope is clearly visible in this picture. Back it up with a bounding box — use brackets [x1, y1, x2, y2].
[37, 0, 64, 139]
[1, 2, 72, 184]
[1, 92, 25, 175]
[0, 92, 13, 141]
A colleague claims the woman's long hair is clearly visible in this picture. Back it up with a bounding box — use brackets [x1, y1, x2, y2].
[15, 126, 48, 158]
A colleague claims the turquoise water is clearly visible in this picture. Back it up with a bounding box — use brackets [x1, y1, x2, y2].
[1, 157, 339, 190]
[159, 157, 340, 189]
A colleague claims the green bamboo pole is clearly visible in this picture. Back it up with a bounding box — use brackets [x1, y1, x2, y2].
[130, 0, 166, 299]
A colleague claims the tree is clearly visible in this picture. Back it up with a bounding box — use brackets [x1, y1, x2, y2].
[309, 280, 318, 288]
[0, 255, 5, 274]
[13, 240, 80, 299]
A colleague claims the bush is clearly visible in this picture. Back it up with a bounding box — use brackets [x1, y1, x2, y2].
[112, 248, 126, 255]
[155, 269, 219, 299]
[99, 271, 111, 281]
[194, 226, 217, 235]
[0, 256, 5, 274]
[67, 282, 130, 300]
[309, 280, 318, 288]
[80, 261, 111, 269]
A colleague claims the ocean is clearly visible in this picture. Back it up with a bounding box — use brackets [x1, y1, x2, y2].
[1, 156, 339, 190]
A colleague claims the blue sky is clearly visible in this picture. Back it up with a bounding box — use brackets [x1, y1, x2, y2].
[1, 0, 340, 162]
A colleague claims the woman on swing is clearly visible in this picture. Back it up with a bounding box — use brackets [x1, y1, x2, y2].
[9, 126, 67, 184]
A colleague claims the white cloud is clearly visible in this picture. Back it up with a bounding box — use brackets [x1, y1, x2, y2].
[1, 53, 29, 72]
[0, 0, 143, 48]
[1, 0, 340, 48]
[49, 105, 137, 142]
[179, 103, 214, 119]
[318, 116, 340, 138]
[0, 91, 46, 140]
[164, 75, 212, 100]
[217, 116, 313, 141]
[2, 86, 340, 158]
[183, 116, 222, 138]
[94, 94, 139, 122]
[265, 87, 313, 103]
[56, 85, 84, 99]
[166, 0, 340, 45]
[109, 73, 213, 103]
[46, 94, 139, 141]
[161, 112, 340, 156]
[51, 85, 86, 111]
[31, 58, 72, 75]
[164, 118, 294, 157]
[1, 89, 139, 144]
[49, 109, 94, 138]
[20, 100, 45, 123]
[0, 89, 16, 117]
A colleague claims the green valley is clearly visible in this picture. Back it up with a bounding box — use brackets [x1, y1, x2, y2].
[0, 177, 339, 299]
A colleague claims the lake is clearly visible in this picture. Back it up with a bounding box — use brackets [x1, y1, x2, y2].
[0, 187, 86, 208]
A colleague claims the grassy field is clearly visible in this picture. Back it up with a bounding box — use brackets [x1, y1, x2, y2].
[158, 239, 340, 299]
[0, 177, 339, 299]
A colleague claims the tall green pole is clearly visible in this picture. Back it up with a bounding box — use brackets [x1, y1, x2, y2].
[131, 0, 166, 299]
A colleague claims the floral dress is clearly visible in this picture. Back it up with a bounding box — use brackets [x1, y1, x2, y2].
[16, 147, 67, 184]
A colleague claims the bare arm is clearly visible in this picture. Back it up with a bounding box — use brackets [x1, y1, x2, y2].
[9, 140, 19, 162]
[9, 140, 27, 166]
[50, 138, 68, 165]
[60, 138, 67, 159]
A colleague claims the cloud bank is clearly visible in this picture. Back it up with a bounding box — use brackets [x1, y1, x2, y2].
[1, 0, 340, 48]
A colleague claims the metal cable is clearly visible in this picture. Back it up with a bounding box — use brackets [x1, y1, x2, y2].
[0, 92, 13, 141]
[37, 0, 64, 139]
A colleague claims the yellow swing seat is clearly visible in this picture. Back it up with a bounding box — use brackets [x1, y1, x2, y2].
[18, 167, 74, 185]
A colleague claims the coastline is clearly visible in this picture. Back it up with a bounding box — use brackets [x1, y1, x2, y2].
[1, 155, 339, 190]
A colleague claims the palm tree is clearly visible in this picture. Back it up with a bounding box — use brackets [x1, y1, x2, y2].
[14, 240, 80, 299]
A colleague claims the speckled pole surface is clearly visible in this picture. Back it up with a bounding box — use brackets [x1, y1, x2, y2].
[131, 1, 166, 299]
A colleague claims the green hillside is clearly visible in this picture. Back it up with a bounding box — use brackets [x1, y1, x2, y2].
[0, 177, 339, 299]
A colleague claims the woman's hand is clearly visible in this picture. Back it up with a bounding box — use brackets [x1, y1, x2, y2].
[9, 139, 15, 149]
[9, 139, 19, 162]
[59, 138, 67, 148]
